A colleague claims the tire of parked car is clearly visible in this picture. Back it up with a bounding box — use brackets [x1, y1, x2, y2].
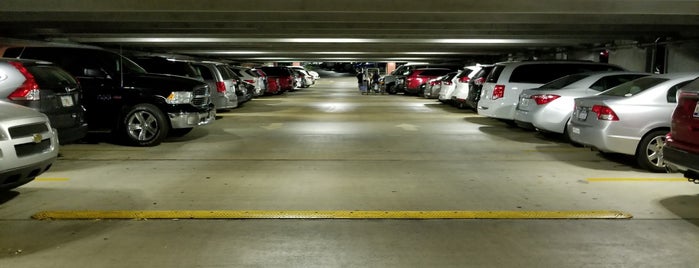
[122, 103, 169, 147]
[386, 84, 397, 95]
[635, 129, 669, 173]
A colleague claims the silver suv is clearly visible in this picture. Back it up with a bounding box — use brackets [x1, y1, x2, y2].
[477, 61, 625, 122]
[0, 101, 59, 191]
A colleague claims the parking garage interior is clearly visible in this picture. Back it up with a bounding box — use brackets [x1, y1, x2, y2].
[1, 1, 699, 267]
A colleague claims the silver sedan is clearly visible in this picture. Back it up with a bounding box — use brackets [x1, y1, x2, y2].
[567, 73, 699, 172]
[514, 72, 649, 136]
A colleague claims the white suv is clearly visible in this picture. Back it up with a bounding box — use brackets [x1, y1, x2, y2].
[477, 61, 624, 122]
[0, 101, 59, 191]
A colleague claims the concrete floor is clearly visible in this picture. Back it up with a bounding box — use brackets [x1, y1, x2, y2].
[1, 71, 699, 267]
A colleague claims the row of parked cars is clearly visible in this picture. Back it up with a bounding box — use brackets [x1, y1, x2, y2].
[0, 44, 320, 191]
[384, 61, 699, 181]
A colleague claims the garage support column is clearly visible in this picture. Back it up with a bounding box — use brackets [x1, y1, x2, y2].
[386, 62, 396, 75]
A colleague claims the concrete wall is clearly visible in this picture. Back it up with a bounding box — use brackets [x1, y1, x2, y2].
[668, 41, 699, 73]
[608, 47, 647, 72]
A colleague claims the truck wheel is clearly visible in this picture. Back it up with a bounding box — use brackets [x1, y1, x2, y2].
[635, 130, 668, 173]
[123, 104, 169, 147]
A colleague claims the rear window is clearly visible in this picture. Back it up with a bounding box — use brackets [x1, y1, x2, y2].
[486, 65, 505, 83]
[27, 65, 79, 89]
[600, 77, 668, 97]
[538, 73, 590, 90]
[192, 64, 214, 80]
[245, 69, 259, 77]
[509, 63, 623, 84]
[456, 69, 474, 79]
[589, 74, 648, 91]
[217, 66, 235, 80]
[260, 67, 289, 76]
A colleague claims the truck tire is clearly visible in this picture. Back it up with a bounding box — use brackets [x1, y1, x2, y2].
[123, 104, 169, 147]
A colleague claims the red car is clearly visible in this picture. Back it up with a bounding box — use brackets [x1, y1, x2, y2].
[664, 78, 699, 183]
[404, 68, 453, 95]
[260, 67, 294, 94]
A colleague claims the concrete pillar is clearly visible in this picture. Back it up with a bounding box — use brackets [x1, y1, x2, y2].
[386, 62, 396, 75]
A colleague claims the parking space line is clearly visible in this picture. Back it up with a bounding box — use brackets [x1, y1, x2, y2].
[32, 210, 632, 220]
[34, 178, 70, 182]
[586, 178, 687, 183]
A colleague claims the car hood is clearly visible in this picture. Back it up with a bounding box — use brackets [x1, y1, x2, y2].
[125, 73, 207, 91]
[0, 101, 45, 121]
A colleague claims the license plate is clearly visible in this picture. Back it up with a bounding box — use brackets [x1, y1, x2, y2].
[577, 108, 588, 120]
[572, 127, 580, 134]
[60, 95, 74, 107]
[694, 102, 699, 117]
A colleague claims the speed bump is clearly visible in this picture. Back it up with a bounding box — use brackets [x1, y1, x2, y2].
[32, 210, 632, 220]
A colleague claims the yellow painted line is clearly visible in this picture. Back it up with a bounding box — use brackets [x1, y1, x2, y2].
[31, 210, 632, 220]
[587, 178, 687, 183]
[34, 178, 70, 182]
[523, 148, 582, 153]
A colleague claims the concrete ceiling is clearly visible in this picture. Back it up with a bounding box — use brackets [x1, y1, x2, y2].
[0, 0, 698, 62]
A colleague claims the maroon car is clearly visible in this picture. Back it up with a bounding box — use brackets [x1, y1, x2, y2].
[664, 77, 699, 183]
[259, 67, 294, 94]
[404, 68, 452, 95]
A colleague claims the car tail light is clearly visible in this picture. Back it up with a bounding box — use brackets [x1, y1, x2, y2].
[531, 94, 560, 105]
[492, 85, 505, 100]
[591, 105, 619, 121]
[473, 77, 485, 86]
[244, 79, 254, 84]
[7, 61, 40, 100]
[459, 76, 470, 83]
[215, 81, 226, 93]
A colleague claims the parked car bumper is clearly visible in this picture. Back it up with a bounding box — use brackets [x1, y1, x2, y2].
[516, 105, 570, 134]
[663, 145, 699, 180]
[567, 121, 639, 155]
[56, 123, 88, 144]
[477, 100, 517, 120]
[0, 156, 55, 191]
[168, 109, 216, 129]
[212, 91, 238, 110]
[0, 124, 58, 191]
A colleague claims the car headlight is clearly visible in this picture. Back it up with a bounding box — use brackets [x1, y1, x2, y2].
[165, 91, 193, 104]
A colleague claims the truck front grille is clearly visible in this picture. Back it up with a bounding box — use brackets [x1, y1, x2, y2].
[191, 85, 211, 108]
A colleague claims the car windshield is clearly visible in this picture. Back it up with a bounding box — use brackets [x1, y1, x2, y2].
[600, 77, 668, 97]
[537, 73, 589, 90]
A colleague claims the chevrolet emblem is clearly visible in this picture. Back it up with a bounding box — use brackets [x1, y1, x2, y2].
[32, 134, 43, 144]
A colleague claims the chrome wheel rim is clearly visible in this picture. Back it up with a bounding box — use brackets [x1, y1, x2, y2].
[127, 111, 158, 141]
[645, 135, 666, 168]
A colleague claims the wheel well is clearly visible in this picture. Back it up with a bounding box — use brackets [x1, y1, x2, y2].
[636, 127, 671, 152]
[120, 102, 172, 129]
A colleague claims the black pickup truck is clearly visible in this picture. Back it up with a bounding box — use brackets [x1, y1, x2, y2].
[3, 46, 215, 146]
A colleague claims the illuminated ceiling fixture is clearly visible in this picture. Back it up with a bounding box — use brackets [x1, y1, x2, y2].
[308, 52, 368, 55]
